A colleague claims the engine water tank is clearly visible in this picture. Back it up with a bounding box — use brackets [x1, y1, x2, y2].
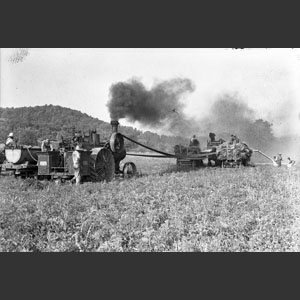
[4, 147, 40, 164]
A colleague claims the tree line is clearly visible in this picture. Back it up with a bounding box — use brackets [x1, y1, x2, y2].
[0, 105, 189, 153]
[0, 105, 298, 160]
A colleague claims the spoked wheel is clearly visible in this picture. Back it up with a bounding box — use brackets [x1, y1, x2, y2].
[122, 162, 137, 179]
[90, 148, 115, 182]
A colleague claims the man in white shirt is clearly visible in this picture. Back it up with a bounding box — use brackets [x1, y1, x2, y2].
[72, 145, 82, 185]
[41, 139, 53, 152]
[6, 132, 16, 148]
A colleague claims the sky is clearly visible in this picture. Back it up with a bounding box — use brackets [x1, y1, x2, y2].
[0, 48, 300, 137]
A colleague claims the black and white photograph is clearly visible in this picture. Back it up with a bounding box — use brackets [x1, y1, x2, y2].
[0, 48, 299, 252]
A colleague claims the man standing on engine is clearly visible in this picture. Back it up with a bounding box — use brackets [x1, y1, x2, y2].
[6, 132, 16, 148]
[72, 145, 82, 185]
[41, 139, 53, 152]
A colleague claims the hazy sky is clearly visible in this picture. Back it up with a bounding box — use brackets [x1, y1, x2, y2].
[1, 48, 299, 137]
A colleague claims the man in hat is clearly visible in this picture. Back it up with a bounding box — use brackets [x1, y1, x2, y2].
[6, 132, 16, 148]
[229, 134, 239, 145]
[41, 138, 53, 152]
[274, 154, 282, 167]
[190, 135, 200, 147]
[72, 145, 82, 185]
[189, 134, 201, 154]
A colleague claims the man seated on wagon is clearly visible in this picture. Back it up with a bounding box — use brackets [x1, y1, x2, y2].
[229, 134, 240, 145]
[190, 135, 200, 147]
[207, 133, 226, 147]
[189, 135, 201, 154]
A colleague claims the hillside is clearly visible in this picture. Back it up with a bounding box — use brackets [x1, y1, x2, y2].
[0, 105, 189, 152]
[0, 105, 299, 161]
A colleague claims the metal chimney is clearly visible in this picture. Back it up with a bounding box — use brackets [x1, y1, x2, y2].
[111, 120, 119, 133]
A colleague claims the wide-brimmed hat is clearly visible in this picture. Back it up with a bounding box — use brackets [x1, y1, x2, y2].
[8, 132, 14, 137]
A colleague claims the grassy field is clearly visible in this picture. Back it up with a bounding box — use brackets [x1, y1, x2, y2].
[0, 156, 300, 252]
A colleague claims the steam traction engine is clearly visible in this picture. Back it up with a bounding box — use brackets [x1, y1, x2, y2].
[1, 121, 137, 182]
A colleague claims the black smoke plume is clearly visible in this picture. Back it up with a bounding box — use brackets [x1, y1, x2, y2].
[107, 78, 196, 135]
[107, 77, 298, 160]
[199, 94, 300, 161]
[199, 93, 275, 147]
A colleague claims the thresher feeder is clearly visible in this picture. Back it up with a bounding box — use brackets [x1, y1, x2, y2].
[122, 132, 275, 169]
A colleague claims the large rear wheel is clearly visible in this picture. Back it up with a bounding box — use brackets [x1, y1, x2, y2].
[89, 148, 115, 182]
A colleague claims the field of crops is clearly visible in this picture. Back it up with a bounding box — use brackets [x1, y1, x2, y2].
[0, 155, 300, 252]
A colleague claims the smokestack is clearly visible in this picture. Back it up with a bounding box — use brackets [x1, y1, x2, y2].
[111, 120, 119, 133]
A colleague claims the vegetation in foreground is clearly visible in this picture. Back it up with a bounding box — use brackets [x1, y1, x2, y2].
[0, 158, 299, 252]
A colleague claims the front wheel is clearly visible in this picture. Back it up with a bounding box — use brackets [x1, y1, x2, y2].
[110, 132, 125, 153]
[122, 162, 137, 179]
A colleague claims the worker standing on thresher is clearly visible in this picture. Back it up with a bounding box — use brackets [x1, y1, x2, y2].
[229, 134, 240, 145]
[209, 132, 216, 142]
[72, 145, 82, 185]
[5, 132, 16, 148]
[41, 139, 53, 152]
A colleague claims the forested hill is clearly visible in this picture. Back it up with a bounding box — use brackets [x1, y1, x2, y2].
[0, 105, 189, 152]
